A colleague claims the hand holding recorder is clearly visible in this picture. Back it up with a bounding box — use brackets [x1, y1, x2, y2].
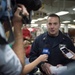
[59, 45, 75, 59]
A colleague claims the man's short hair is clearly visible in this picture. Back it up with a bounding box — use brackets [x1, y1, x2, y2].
[48, 13, 60, 23]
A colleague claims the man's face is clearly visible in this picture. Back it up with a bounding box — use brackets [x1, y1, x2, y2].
[47, 17, 60, 36]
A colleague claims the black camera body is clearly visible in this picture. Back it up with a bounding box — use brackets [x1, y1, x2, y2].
[11, 0, 42, 24]
[11, 0, 42, 12]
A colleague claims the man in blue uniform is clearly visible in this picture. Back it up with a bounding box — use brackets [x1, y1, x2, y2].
[29, 14, 75, 75]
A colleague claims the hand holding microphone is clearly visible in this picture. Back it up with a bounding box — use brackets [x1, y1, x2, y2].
[40, 48, 49, 62]
[38, 54, 48, 62]
[42, 48, 50, 55]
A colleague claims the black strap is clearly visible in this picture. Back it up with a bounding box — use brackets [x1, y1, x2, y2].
[0, 35, 8, 45]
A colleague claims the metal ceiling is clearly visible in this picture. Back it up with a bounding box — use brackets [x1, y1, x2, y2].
[33, 0, 75, 25]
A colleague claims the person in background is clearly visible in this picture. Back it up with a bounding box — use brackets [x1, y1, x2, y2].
[22, 25, 31, 40]
[24, 39, 31, 58]
[36, 27, 44, 37]
[29, 14, 75, 75]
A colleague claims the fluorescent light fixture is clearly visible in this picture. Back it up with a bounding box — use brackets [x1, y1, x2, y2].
[61, 24, 65, 25]
[31, 18, 45, 23]
[56, 11, 69, 16]
[41, 24, 46, 26]
[68, 24, 75, 29]
[37, 18, 44, 21]
[41, 24, 47, 28]
[73, 8, 75, 11]
[62, 21, 70, 23]
[31, 19, 38, 23]
[73, 20, 75, 22]
[31, 24, 38, 27]
[60, 24, 65, 28]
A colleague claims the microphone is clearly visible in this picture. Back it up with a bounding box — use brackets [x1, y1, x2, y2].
[42, 48, 50, 55]
[42, 45, 50, 55]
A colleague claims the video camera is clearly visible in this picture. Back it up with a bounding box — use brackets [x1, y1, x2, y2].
[11, 0, 42, 12]
[11, 0, 42, 24]
[0, 0, 42, 43]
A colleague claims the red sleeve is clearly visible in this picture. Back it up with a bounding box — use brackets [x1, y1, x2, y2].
[25, 45, 31, 58]
[22, 28, 31, 39]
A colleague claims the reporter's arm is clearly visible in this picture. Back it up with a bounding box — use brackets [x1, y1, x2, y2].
[12, 20, 25, 66]
[12, 5, 29, 74]
[23, 54, 48, 74]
